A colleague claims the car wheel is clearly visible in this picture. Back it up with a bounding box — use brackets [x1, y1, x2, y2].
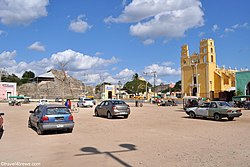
[214, 113, 221, 121]
[228, 117, 234, 121]
[95, 109, 99, 117]
[67, 129, 73, 133]
[28, 119, 32, 128]
[107, 111, 112, 119]
[37, 124, 44, 135]
[189, 111, 196, 118]
[77, 103, 79, 107]
[124, 115, 128, 119]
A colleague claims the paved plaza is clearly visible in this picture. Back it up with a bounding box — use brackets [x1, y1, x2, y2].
[0, 102, 250, 167]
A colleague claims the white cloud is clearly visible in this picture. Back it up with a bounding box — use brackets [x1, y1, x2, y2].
[225, 28, 234, 33]
[0, 50, 17, 67]
[198, 32, 205, 37]
[0, 49, 118, 80]
[143, 63, 181, 77]
[105, 0, 204, 40]
[95, 52, 103, 56]
[212, 24, 219, 32]
[28, 41, 45, 52]
[143, 39, 155, 45]
[0, 0, 49, 25]
[50, 49, 118, 71]
[225, 22, 249, 33]
[0, 30, 7, 36]
[115, 68, 135, 79]
[69, 15, 92, 33]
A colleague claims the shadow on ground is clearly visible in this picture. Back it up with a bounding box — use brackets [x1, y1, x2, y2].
[75, 144, 137, 167]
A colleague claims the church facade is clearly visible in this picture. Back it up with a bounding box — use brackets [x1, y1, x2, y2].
[181, 39, 236, 99]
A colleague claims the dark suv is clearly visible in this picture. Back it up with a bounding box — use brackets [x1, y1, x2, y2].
[28, 104, 74, 135]
[0, 113, 4, 139]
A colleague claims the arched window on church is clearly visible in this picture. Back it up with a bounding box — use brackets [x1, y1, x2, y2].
[211, 55, 214, 62]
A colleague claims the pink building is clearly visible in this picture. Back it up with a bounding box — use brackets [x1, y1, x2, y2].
[0, 82, 17, 100]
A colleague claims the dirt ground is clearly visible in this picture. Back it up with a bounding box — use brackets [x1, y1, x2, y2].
[0, 102, 250, 167]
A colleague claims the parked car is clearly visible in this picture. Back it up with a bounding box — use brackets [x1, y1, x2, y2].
[77, 98, 94, 108]
[28, 104, 74, 135]
[38, 99, 49, 105]
[185, 101, 242, 121]
[55, 97, 62, 102]
[94, 100, 130, 119]
[0, 113, 4, 139]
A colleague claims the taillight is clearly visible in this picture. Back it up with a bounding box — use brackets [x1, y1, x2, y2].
[227, 110, 232, 113]
[42, 116, 49, 121]
[69, 115, 74, 121]
[237, 110, 241, 112]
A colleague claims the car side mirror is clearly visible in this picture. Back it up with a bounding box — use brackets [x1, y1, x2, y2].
[0, 113, 4, 116]
[29, 111, 34, 113]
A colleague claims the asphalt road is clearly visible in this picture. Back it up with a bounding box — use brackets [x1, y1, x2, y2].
[0, 102, 250, 167]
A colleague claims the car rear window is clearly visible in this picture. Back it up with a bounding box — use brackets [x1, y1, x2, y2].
[46, 107, 71, 115]
[218, 102, 231, 107]
[112, 101, 126, 105]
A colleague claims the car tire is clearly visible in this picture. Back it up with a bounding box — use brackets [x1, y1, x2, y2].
[214, 113, 221, 121]
[124, 115, 128, 119]
[95, 109, 99, 117]
[228, 117, 234, 121]
[189, 111, 196, 118]
[28, 119, 32, 128]
[77, 104, 79, 107]
[37, 124, 44, 135]
[107, 112, 112, 119]
[67, 129, 73, 133]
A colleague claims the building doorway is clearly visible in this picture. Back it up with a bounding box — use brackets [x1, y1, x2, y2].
[246, 82, 250, 95]
[210, 91, 214, 100]
[192, 87, 197, 96]
[108, 91, 112, 99]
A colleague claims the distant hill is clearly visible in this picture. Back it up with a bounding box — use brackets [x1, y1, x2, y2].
[18, 69, 84, 99]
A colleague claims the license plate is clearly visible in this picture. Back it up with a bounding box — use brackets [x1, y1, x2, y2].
[57, 124, 64, 128]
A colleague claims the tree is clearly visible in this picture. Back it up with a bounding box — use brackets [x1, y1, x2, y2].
[123, 74, 152, 94]
[21, 71, 35, 84]
[1, 74, 22, 86]
[22, 71, 35, 79]
[132, 73, 139, 80]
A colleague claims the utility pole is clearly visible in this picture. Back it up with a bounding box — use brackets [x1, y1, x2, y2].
[152, 71, 157, 99]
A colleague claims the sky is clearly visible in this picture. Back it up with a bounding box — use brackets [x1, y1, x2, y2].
[0, 0, 249, 86]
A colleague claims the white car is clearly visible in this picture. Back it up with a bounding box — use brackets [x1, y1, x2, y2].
[77, 98, 94, 108]
[38, 99, 49, 105]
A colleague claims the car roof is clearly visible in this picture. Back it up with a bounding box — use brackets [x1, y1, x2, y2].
[40, 104, 67, 108]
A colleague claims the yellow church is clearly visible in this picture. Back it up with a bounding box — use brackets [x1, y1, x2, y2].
[181, 38, 236, 99]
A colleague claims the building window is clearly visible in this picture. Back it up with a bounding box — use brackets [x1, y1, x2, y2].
[194, 77, 197, 84]
[183, 60, 186, 64]
[211, 48, 213, 53]
[224, 78, 229, 85]
[211, 55, 214, 62]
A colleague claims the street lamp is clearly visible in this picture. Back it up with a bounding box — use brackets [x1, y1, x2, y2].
[143, 71, 157, 99]
[84, 73, 88, 96]
[118, 81, 122, 99]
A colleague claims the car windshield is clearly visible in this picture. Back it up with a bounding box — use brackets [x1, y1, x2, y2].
[218, 102, 231, 107]
[112, 101, 126, 105]
[46, 107, 71, 115]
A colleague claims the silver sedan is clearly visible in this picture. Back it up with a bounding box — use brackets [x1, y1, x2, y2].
[94, 100, 130, 119]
